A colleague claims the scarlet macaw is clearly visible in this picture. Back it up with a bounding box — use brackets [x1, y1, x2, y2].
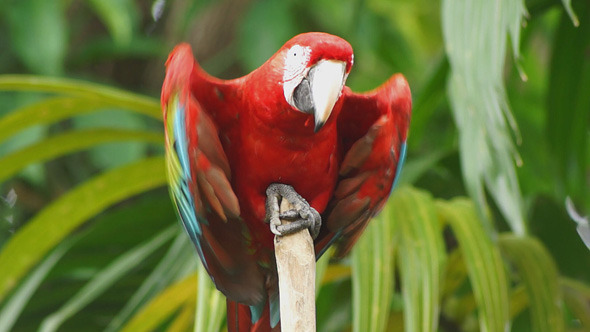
[161, 32, 411, 332]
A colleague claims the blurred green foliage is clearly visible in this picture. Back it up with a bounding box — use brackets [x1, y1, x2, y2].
[0, 0, 589, 331]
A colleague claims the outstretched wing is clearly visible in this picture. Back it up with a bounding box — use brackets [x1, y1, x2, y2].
[162, 44, 265, 305]
[319, 74, 411, 257]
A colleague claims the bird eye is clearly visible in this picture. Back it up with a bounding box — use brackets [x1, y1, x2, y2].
[289, 45, 306, 59]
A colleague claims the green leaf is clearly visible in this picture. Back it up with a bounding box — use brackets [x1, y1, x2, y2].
[351, 203, 397, 332]
[0, 127, 46, 185]
[546, 1, 590, 206]
[499, 235, 565, 332]
[86, 0, 139, 46]
[441, 0, 527, 235]
[391, 187, 445, 332]
[120, 273, 198, 332]
[39, 226, 176, 332]
[106, 232, 195, 332]
[0, 156, 167, 303]
[560, 277, 590, 329]
[31, 193, 178, 331]
[0, 97, 110, 144]
[5, 0, 67, 75]
[436, 198, 509, 332]
[0, 75, 161, 119]
[0, 129, 163, 182]
[0, 238, 74, 332]
[194, 264, 225, 332]
[560, 0, 579, 26]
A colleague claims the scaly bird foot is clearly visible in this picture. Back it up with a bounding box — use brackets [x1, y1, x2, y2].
[265, 183, 321, 239]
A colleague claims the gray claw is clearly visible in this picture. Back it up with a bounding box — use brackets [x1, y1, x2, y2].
[264, 183, 322, 239]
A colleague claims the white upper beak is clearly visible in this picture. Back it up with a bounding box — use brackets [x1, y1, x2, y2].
[310, 60, 347, 132]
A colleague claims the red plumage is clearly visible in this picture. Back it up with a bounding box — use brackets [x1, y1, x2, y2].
[162, 32, 411, 331]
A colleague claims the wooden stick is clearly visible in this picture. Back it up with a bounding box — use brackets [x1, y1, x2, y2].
[274, 199, 316, 332]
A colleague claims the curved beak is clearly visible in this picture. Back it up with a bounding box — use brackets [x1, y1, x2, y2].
[309, 60, 346, 132]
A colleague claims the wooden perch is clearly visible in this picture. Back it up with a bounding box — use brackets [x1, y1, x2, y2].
[274, 199, 316, 332]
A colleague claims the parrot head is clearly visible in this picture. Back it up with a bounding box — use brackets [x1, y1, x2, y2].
[249, 32, 353, 133]
[280, 33, 353, 132]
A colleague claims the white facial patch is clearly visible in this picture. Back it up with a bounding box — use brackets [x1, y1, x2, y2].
[283, 45, 311, 106]
[283, 44, 311, 81]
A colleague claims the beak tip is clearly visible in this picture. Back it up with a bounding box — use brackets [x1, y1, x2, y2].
[313, 114, 327, 134]
[314, 120, 326, 133]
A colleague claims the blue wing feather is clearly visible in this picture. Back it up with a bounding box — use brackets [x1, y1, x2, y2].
[166, 97, 208, 266]
[391, 141, 407, 190]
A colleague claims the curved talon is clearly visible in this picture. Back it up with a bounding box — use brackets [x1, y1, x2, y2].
[269, 216, 282, 236]
[309, 208, 321, 238]
[264, 183, 322, 239]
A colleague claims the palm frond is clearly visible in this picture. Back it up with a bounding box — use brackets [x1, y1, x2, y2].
[441, 0, 527, 235]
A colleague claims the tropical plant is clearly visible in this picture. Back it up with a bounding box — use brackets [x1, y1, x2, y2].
[0, 0, 589, 331]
